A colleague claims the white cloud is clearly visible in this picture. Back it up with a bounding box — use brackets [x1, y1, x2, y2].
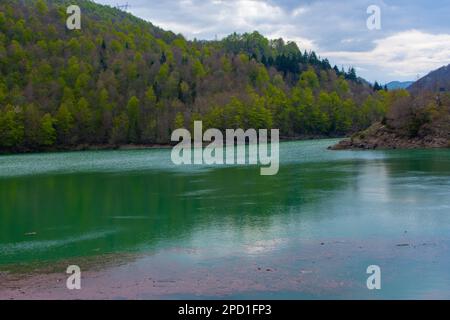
[128, 0, 317, 49]
[292, 6, 308, 17]
[93, 0, 450, 82]
[324, 30, 450, 81]
[266, 24, 316, 51]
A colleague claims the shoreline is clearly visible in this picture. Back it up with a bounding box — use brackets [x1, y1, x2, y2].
[1, 237, 448, 300]
[5, 131, 450, 156]
[329, 123, 450, 151]
[0, 143, 173, 156]
[0, 135, 345, 156]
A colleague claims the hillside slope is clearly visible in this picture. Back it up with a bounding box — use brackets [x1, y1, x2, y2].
[332, 66, 450, 150]
[0, 0, 387, 153]
[409, 64, 450, 94]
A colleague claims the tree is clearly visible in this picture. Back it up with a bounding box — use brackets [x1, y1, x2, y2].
[55, 103, 74, 145]
[23, 104, 42, 147]
[145, 87, 157, 105]
[0, 106, 24, 149]
[74, 98, 93, 143]
[111, 113, 129, 145]
[36, 0, 48, 15]
[373, 81, 383, 91]
[298, 69, 319, 89]
[174, 112, 185, 129]
[127, 96, 141, 143]
[345, 67, 357, 81]
[39, 113, 56, 146]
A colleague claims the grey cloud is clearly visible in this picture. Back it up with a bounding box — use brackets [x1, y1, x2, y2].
[93, 0, 450, 82]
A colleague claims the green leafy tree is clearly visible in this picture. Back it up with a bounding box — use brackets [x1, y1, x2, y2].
[111, 113, 130, 145]
[0, 106, 24, 149]
[126, 96, 141, 143]
[39, 113, 56, 146]
[174, 112, 185, 129]
[55, 103, 74, 145]
[36, 0, 48, 15]
[23, 104, 41, 147]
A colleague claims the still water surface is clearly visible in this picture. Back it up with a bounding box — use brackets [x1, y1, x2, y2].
[1, 140, 450, 299]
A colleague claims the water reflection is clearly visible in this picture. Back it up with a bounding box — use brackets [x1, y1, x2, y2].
[0, 158, 355, 265]
[2, 142, 450, 299]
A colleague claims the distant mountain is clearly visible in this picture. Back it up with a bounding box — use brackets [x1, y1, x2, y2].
[409, 64, 450, 94]
[385, 81, 414, 90]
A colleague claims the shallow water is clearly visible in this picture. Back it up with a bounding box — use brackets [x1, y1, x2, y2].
[1, 139, 450, 299]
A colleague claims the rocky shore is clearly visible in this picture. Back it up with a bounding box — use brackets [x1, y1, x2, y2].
[330, 122, 450, 150]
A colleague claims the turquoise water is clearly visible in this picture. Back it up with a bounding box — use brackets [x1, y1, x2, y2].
[1, 139, 450, 299]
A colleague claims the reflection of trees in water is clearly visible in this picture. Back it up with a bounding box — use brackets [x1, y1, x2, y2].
[382, 150, 450, 175]
[0, 162, 354, 265]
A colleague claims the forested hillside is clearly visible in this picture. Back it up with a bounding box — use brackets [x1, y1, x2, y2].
[333, 68, 450, 150]
[0, 0, 391, 152]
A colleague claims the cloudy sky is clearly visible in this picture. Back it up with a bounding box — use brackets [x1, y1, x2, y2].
[93, 0, 450, 83]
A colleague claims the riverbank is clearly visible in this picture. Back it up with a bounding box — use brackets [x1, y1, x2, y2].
[0, 143, 173, 155]
[330, 122, 450, 150]
[0, 135, 344, 156]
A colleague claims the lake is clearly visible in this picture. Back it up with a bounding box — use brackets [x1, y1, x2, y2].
[1, 139, 450, 299]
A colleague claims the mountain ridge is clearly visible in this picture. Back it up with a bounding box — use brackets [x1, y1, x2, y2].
[408, 64, 450, 94]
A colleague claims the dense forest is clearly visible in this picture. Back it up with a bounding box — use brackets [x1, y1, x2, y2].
[0, 0, 394, 152]
[333, 69, 450, 150]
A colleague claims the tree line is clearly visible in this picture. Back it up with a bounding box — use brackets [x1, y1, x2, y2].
[0, 0, 391, 152]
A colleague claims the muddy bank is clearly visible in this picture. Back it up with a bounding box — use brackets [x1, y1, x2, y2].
[0, 242, 350, 300]
[1, 238, 448, 300]
[330, 122, 450, 150]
